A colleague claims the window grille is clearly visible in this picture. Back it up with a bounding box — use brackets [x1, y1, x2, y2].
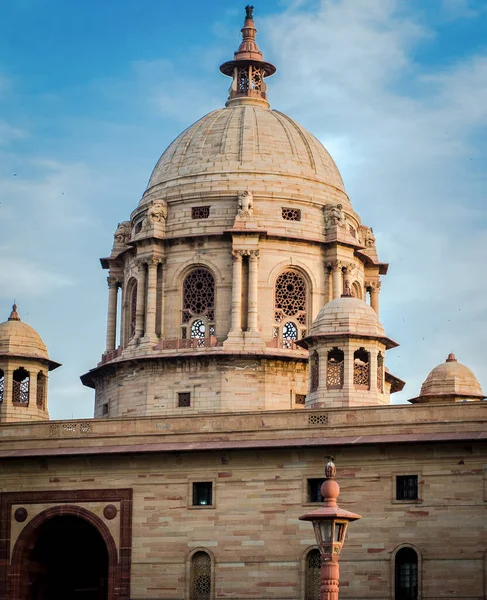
[395, 548, 418, 600]
[295, 394, 306, 405]
[0, 369, 4, 403]
[193, 482, 213, 506]
[353, 348, 370, 389]
[190, 551, 212, 600]
[274, 270, 307, 343]
[192, 206, 210, 219]
[36, 372, 46, 408]
[182, 269, 215, 339]
[327, 348, 344, 389]
[12, 367, 29, 405]
[308, 414, 328, 426]
[396, 475, 418, 501]
[307, 479, 325, 503]
[305, 549, 321, 600]
[282, 207, 301, 221]
[377, 352, 384, 393]
[178, 392, 191, 407]
[310, 352, 319, 392]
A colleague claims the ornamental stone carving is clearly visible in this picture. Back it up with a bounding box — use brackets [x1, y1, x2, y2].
[113, 221, 131, 245]
[324, 203, 346, 230]
[146, 200, 167, 224]
[365, 280, 381, 291]
[237, 190, 254, 217]
[359, 225, 376, 248]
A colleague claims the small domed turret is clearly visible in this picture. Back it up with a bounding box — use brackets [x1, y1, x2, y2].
[0, 304, 61, 422]
[409, 353, 485, 404]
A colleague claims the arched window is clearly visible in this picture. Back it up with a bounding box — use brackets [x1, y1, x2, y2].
[395, 547, 418, 600]
[310, 351, 319, 392]
[190, 551, 212, 600]
[377, 352, 384, 393]
[182, 268, 215, 340]
[305, 549, 321, 600]
[0, 368, 4, 403]
[12, 367, 30, 405]
[352, 281, 362, 300]
[327, 348, 344, 389]
[274, 270, 307, 346]
[353, 348, 370, 390]
[36, 371, 47, 409]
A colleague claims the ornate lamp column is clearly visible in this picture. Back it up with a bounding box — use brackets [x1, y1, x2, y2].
[300, 459, 361, 600]
[106, 276, 120, 352]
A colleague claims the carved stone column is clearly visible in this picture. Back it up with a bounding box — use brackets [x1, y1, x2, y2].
[230, 250, 243, 333]
[330, 261, 343, 299]
[367, 281, 381, 316]
[106, 276, 119, 352]
[369, 348, 378, 393]
[143, 258, 160, 343]
[134, 260, 146, 340]
[247, 250, 259, 333]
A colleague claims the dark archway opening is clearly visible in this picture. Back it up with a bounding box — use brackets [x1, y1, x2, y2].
[27, 515, 108, 600]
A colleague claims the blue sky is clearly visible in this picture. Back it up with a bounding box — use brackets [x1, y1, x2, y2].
[1, 0, 486, 419]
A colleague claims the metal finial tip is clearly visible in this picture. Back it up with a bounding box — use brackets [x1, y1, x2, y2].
[446, 352, 457, 362]
[245, 5, 254, 19]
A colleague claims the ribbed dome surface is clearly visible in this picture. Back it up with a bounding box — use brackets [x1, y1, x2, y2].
[310, 297, 385, 338]
[420, 356, 484, 399]
[146, 105, 346, 198]
[0, 319, 49, 360]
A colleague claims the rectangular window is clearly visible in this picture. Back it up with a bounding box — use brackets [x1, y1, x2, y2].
[102, 403, 109, 417]
[178, 392, 191, 407]
[396, 475, 418, 501]
[192, 206, 210, 219]
[281, 207, 301, 221]
[307, 478, 325, 503]
[193, 482, 213, 506]
[295, 394, 306, 405]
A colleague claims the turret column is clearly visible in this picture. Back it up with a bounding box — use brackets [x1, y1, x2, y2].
[248, 250, 259, 333]
[368, 281, 381, 316]
[331, 262, 343, 299]
[106, 277, 119, 352]
[134, 260, 146, 340]
[142, 258, 160, 344]
[230, 251, 243, 333]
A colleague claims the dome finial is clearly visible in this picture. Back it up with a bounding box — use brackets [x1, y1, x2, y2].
[8, 303, 20, 321]
[446, 352, 457, 362]
[220, 5, 276, 108]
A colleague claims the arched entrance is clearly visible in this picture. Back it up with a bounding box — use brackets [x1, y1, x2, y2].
[10, 506, 118, 600]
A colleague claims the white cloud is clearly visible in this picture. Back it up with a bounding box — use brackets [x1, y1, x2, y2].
[261, 0, 487, 400]
[0, 121, 26, 145]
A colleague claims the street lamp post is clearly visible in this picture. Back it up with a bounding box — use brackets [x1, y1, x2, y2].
[299, 459, 361, 600]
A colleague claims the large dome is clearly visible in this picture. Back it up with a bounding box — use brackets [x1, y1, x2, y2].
[144, 105, 348, 204]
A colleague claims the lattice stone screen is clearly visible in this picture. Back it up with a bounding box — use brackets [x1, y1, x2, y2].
[274, 270, 307, 343]
[305, 549, 321, 600]
[191, 206, 210, 219]
[0, 370, 4, 403]
[327, 348, 344, 389]
[353, 348, 370, 389]
[182, 269, 215, 339]
[12, 368, 30, 405]
[36, 372, 46, 408]
[281, 207, 301, 221]
[377, 353, 384, 393]
[190, 551, 212, 600]
[310, 352, 319, 392]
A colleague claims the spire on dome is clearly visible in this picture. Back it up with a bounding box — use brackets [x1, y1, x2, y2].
[220, 5, 276, 108]
[8, 303, 20, 321]
[446, 352, 457, 362]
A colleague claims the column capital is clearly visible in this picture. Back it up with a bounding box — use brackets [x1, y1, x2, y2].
[147, 257, 163, 267]
[232, 249, 244, 261]
[365, 280, 381, 291]
[107, 276, 121, 289]
[326, 260, 346, 271]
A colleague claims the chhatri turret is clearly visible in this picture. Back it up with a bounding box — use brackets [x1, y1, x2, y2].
[0, 304, 61, 422]
[220, 5, 276, 108]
